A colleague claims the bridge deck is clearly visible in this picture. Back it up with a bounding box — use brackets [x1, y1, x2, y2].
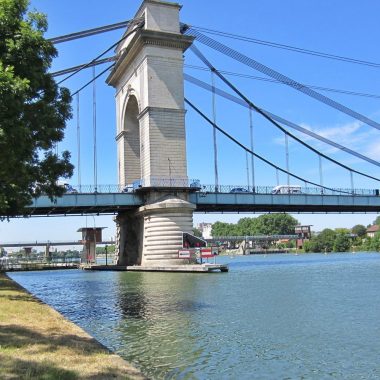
[191, 192, 380, 213]
[23, 192, 380, 216]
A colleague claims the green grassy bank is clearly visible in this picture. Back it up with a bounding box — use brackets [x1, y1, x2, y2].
[0, 273, 145, 380]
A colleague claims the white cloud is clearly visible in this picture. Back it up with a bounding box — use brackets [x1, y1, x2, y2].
[297, 120, 379, 159]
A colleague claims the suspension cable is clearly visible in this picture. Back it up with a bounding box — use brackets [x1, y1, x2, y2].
[51, 56, 116, 77]
[92, 67, 98, 192]
[211, 71, 219, 191]
[55, 59, 380, 99]
[185, 64, 380, 99]
[185, 98, 353, 194]
[57, 19, 144, 85]
[189, 25, 380, 69]
[185, 28, 380, 132]
[319, 156, 323, 188]
[245, 151, 250, 190]
[49, 20, 132, 44]
[285, 134, 290, 185]
[350, 171, 354, 191]
[184, 73, 380, 169]
[249, 106, 255, 189]
[187, 45, 380, 182]
[71, 63, 115, 96]
[76, 93, 81, 190]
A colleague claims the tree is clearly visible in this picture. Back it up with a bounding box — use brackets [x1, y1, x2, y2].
[335, 228, 350, 234]
[0, 0, 73, 216]
[333, 232, 351, 252]
[212, 221, 238, 237]
[316, 229, 336, 252]
[211, 214, 299, 237]
[373, 216, 380, 226]
[370, 232, 380, 252]
[235, 217, 259, 235]
[351, 224, 367, 238]
[192, 227, 202, 237]
[303, 236, 323, 253]
[252, 214, 299, 235]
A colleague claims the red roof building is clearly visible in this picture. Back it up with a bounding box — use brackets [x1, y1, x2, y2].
[366, 225, 380, 238]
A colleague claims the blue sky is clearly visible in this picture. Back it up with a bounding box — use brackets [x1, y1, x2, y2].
[2, 0, 380, 245]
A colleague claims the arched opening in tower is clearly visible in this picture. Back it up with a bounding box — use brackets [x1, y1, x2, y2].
[123, 95, 140, 184]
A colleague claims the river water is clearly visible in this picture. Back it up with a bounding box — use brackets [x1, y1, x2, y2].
[8, 253, 380, 379]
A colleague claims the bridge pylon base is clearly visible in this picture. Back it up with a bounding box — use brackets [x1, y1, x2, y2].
[115, 193, 196, 266]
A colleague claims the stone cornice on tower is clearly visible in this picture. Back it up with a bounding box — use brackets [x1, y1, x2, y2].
[107, 29, 194, 87]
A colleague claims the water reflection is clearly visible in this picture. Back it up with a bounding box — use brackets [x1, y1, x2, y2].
[113, 272, 213, 378]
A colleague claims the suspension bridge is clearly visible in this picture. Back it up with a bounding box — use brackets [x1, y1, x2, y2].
[9, 0, 380, 268]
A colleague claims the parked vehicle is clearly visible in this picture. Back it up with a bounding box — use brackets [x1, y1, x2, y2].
[271, 185, 302, 194]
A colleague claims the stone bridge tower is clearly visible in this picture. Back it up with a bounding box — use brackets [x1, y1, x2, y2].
[107, 0, 196, 267]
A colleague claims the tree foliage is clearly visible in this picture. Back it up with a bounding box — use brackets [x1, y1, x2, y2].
[0, 0, 73, 216]
[303, 228, 355, 253]
[351, 224, 367, 238]
[211, 214, 299, 237]
[192, 227, 202, 237]
[333, 232, 351, 252]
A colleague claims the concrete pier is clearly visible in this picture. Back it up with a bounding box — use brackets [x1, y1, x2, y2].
[80, 263, 228, 273]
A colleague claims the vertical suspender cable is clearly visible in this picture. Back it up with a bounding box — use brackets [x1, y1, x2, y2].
[92, 66, 98, 192]
[319, 155, 323, 188]
[249, 106, 255, 191]
[285, 133, 290, 185]
[76, 93, 81, 191]
[245, 151, 250, 189]
[276, 168, 279, 186]
[211, 71, 219, 191]
[350, 170, 354, 193]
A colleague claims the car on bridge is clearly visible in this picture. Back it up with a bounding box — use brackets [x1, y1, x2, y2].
[122, 185, 133, 193]
[271, 185, 302, 194]
[230, 187, 249, 193]
[190, 180, 202, 190]
[57, 181, 78, 194]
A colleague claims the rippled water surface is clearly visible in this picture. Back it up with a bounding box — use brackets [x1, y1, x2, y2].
[8, 253, 380, 379]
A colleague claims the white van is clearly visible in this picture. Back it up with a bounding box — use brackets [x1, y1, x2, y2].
[57, 181, 78, 194]
[271, 185, 302, 195]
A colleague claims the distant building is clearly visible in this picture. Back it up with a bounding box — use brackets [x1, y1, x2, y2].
[295, 225, 312, 249]
[196, 223, 213, 239]
[366, 225, 380, 238]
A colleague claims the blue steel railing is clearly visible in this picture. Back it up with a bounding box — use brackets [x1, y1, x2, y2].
[60, 182, 380, 197]
[198, 185, 379, 196]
